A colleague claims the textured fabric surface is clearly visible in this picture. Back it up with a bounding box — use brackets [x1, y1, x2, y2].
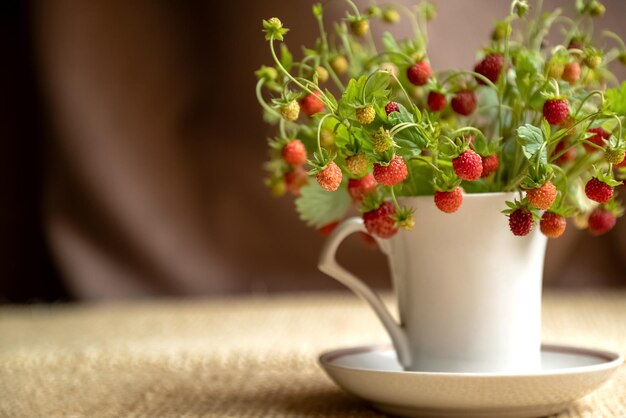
[1, 291, 625, 417]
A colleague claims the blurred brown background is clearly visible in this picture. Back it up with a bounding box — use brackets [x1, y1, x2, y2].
[1, 0, 625, 302]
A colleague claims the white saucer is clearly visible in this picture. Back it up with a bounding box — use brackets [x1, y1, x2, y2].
[319, 344, 623, 418]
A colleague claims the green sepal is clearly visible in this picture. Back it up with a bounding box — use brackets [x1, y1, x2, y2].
[263, 18, 289, 41]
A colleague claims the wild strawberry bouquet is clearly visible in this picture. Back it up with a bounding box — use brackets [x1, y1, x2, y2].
[256, 0, 626, 239]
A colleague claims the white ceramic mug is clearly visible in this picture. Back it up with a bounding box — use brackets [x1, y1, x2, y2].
[319, 192, 548, 373]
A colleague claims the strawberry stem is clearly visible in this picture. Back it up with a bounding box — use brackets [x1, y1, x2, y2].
[573, 90, 604, 117]
[255, 79, 282, 119]
[314, 6, 346, 91]
[317, 113, 333, 156]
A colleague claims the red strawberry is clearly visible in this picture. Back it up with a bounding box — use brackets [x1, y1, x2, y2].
[615, 157, 626, 168]
[453, 149, 483, 181]
[543, 98, 569, 125]
[300, 91, 325, 116]
[348, 174, 377, 202]
[525, 181, 557, 210]
[281, 139, 307, 166]
[509, 207, 534, 236]
[587, 208, 616, 236]
[407, 61, 432, 86]
[584, 127, 610, 152]
[480, 154, 499, 177]
[562, 62, 581, 84]
[451, 90, 477, 116]
[385, 101, 400, 115]
[434, 188, 463, 213]
[284, 166, 308, 196]
[363, 201, 398, 238]
[552, 139, 576, 164]
[427, 91, 446, 112]
[474, 54, 504, 85]
[584, 177, 613, 203]
[540, 211, 566, 238]
[373, 156, 408, 186]
[316, 162, 342, 191]
[318, 221, 340, 236]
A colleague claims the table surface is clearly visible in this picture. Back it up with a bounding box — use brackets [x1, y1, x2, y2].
[1, 290, 626, 418]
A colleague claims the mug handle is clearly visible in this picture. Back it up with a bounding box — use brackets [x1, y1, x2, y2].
[318, 216, 411, 368]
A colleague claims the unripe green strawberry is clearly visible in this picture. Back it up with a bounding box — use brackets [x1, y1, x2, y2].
[345, 153, 369, 176]
[584, 53, 602, 69]
[330, 56, 348, 75]
[255, 65, 278, 81]
[356, 105, 376, 125]
[267, 177, 286, 197]
[589, 1, 605, 17]
[373, 128, 394, 153]
[546, 59, 564, 79]
[366, 5, 381, 17]
[281, 100, 300, 121]
[491, 21, 507, 41]
[315, 66, 329, 83]
[350, 18, 369, 37]
[605, 149, 625, 165]
[382, 8, 400, 23]
[422, 2, 437, 20]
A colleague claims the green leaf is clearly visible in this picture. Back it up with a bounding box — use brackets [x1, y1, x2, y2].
[387, 103, 414, 124]
[381, 32, 401, 53]
[396, 160, 433, 196]
[605, 82, 626, 115]
[295, 182, 351, 228]
[280, 44, 293, 72]
[339, 76, 368, 116]
[517, 124, 547, 164]
[363, 72, 391, 103]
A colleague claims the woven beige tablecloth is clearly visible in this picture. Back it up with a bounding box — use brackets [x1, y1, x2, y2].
[1, 291, 625, 418]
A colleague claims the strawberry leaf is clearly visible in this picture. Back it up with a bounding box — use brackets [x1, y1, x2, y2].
[605, 81, 626, 115]
[295, 182, 351, 228]
[517, 124, 548, 165]
[280, 44, 293, 71]
[363, 72, 391, 103]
